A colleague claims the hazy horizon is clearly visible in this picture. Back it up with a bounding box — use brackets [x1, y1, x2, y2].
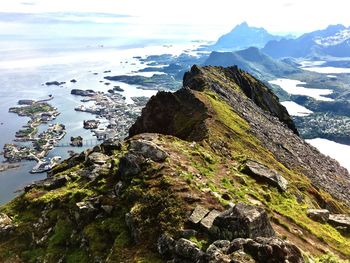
[1, 0, 350, 42]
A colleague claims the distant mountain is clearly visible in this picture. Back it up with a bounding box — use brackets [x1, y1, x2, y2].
[204, 47, 301, 80]
[210, 22, 285, 51]
[262, 24, 350, 58]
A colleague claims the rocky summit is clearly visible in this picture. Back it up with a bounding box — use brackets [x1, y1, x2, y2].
[0, 65, 350, 262]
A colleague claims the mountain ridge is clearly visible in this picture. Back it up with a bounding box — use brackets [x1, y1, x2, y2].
[204, 47, 301, 80]
[0, 65, 349, 262]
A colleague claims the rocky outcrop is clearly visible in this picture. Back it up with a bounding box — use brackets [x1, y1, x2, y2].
[229, 237, 304, 263]
[158, 235, 304, 263]
[241, 160, 288, 192]
[129, 87, 209, 141]
[210, 203, 275, 240]
[129, 139, 168, 162]
[118, 137, 169, 178]
[118, 153, 144, 177]
[175, 238, 205, 262]
[30, 175, 68, 191]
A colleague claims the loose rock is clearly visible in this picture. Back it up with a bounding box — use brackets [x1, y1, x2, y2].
[200, 209, 221, 230]
[241, 160, 288, 192]
[189, 206, 210, 224]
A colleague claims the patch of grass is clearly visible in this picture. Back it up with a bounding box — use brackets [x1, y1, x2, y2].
[189, 236, 209, 250]
[84, 209, 130, 257]
[314, 253, 350, 263]
[66, 250, 89, 263]
[21, 248, 45, 263]
[49, 219, 73, 248]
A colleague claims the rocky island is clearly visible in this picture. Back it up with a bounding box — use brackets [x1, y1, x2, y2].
[0, 66, 349, 262]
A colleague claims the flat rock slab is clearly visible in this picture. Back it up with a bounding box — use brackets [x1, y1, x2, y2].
[200, 209, 221, 230]
[189, 206, 209, 224]
[242, 160, 288, 192]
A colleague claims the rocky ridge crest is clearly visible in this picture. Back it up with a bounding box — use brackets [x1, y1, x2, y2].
[0, 66, 349, 262]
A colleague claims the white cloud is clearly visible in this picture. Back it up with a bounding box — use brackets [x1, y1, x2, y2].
[1, 0, 350, 36]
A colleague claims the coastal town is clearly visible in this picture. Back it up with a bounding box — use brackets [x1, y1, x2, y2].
[3, 98, 66, 173]
[1, 86, 152, 174]
[72, 88, 149, 140]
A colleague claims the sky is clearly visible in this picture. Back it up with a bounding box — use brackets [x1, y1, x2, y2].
[1, 0, 350, 40]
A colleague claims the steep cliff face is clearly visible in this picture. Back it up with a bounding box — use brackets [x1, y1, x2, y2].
[129, 87, 209, 141]
[0, 66, 350, 263]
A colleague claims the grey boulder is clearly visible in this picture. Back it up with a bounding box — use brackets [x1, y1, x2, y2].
[129, 139, 168, 162]
[241, 160, 288, 192]
[306, 209, 330, 223]
[210, 202, 275, 240]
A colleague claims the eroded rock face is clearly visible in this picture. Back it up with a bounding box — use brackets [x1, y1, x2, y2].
[210, 203, 275, 240]
[241, 160, 288, 192]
